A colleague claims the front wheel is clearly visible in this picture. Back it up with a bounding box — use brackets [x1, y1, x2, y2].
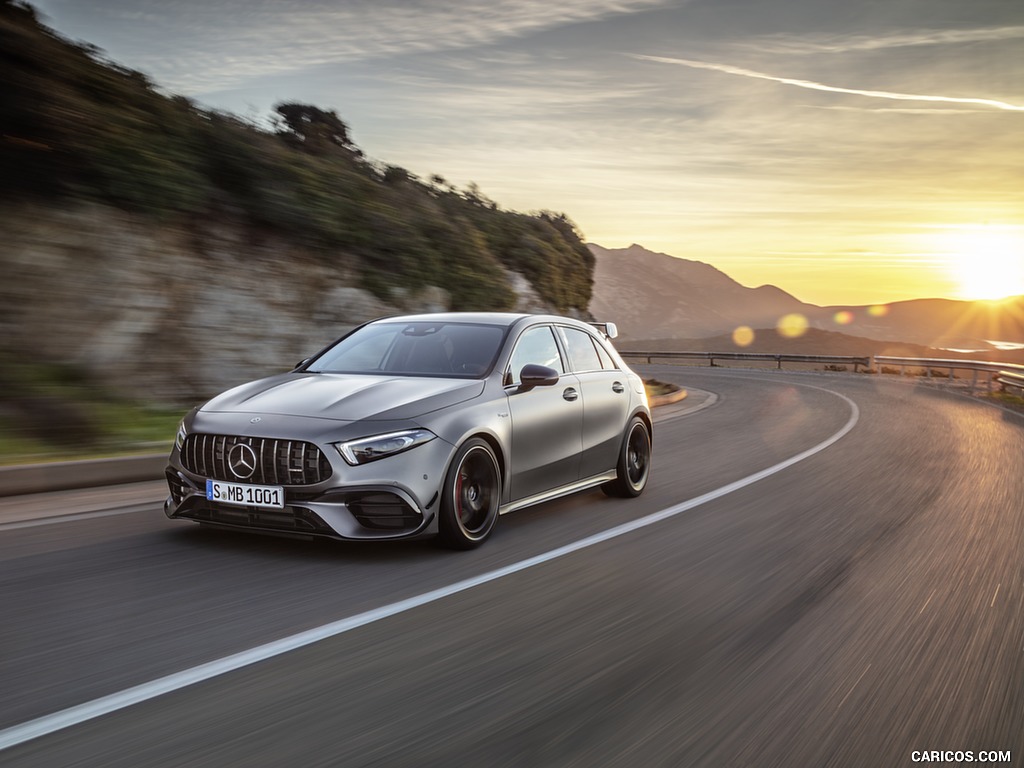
[602, 416, 652, 498]
[436, 438, 501, 550]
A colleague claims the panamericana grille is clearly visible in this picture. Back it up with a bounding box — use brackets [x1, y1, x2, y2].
[181, 434, 332, 485]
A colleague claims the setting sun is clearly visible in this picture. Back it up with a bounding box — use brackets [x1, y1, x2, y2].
[942, 227, 1024, 301]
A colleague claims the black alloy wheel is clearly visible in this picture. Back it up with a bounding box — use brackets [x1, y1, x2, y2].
[437, 438, 501, 549]
[602, 416, 652, 498]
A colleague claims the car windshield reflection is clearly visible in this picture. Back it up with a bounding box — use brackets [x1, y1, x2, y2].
[306, 321, 506, 378]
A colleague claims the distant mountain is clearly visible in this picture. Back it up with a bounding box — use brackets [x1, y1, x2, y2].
[624, 327, 985, 360]
[817, 297, 1024, 352]
[589, 243, 1024, 352]
[588, 243, 814, 339]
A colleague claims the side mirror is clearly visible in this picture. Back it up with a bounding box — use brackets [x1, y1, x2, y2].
[604, 322, 619, 340]
[518, 364, 560, 391]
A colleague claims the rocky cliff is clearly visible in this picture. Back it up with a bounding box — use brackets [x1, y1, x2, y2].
[0, 202, 549, 403]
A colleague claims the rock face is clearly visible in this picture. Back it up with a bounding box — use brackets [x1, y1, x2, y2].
[0, 203, 469, 402]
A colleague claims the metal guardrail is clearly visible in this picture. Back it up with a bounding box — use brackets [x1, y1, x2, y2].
[998, 369, 1024, 394]
[622, 350, 872, 372]
[874, 356, 1024, 394]
[624, 350, 1024, 395]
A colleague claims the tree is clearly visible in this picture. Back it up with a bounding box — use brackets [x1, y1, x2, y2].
[273, 102, 361, 157]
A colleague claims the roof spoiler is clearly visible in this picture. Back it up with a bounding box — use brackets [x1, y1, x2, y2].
[589, 322, 619, 340]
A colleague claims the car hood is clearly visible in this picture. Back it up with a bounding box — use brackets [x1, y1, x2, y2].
[201, 373, 485, 422]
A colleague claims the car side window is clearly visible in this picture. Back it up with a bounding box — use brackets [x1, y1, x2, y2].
[593, 338, 617, 370]
[559, 327, 603, 373]
[507, 326, 564, 384]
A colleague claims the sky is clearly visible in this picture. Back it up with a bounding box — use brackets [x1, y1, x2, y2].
[29, 0, 1024, 306]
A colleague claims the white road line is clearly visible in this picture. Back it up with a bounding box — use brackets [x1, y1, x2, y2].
[0, 386, 860, 753]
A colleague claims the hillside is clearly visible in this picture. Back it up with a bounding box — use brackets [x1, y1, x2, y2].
[0, 0, 594, 315]
[590, 243, 1024, 351]
[588, 243, 814, 340]
[0, 0, 596, 407]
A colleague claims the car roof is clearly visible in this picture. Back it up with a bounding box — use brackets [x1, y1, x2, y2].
[371, 312, 592, 329]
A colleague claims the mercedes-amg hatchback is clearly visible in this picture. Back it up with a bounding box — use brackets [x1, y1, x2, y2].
[165, 313, 652, 549]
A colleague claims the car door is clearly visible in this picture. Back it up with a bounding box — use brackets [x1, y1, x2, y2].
[557, 325, 631, 480]
[504, 324, 582, 502]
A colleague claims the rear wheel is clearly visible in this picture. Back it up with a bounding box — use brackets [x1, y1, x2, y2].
[436, 438, 501, 549]
[602, 416, 652, 498]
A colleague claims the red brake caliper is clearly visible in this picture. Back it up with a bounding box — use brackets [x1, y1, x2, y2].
[455, 471, 465, 521]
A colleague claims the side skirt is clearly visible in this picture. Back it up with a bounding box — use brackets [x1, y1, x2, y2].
[499, 471, 617, 516]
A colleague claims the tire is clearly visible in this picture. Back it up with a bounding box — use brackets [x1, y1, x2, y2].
[602, 416, 652, 498]
[436, 438, 501, 549]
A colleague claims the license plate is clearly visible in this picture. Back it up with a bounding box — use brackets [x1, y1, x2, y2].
[206, 479, 285, 509]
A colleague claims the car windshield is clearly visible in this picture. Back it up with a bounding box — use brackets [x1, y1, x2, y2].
[306, 321, 506, 378]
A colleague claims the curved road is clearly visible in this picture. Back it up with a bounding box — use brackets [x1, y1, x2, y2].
[1, 368, 1022, 766]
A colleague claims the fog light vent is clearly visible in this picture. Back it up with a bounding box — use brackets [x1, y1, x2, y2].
[348, 492, 421, 531]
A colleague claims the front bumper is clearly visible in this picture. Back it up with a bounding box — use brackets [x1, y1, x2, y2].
[164, 436, 455, 541]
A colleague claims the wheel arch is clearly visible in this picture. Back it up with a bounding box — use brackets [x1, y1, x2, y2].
[632, 407, 654, 444]
[439, 428, 508, 501]
[469, 431, 507, 497]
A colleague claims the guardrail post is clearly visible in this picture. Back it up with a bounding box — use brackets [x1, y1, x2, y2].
[776, 355, 782, 370]
[970, 369, 978, 394]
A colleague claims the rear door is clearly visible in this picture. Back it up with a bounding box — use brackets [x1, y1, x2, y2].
[557, 325, 631, 480]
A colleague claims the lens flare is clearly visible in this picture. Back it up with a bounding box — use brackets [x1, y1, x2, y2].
[732, 326, 755, 347]
[868, 305, 889, 317]
[833, 311, 854, 325]
[777, 313, 808, 339]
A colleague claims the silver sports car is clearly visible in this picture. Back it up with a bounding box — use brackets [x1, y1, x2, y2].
[165, 312, 652, 549]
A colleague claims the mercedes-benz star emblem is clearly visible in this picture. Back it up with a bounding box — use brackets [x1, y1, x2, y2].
[228, 443, 257, 480]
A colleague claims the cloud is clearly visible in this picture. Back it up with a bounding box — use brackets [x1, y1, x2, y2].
[744, 25, 1024, 55]
[806, 105, 987, 115]
[87, 0, 675, 93]
[629, 54, 1024, 112]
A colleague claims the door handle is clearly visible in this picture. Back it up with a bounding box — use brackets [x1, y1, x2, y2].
[562, 387, 579, 402]
[612, 381, 624, 393]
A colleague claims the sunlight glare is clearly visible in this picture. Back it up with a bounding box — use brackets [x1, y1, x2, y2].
[943, 227, 1024, 301]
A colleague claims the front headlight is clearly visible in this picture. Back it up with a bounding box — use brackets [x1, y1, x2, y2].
[175, 420, 188, 450]
[336, 429, 436, 466]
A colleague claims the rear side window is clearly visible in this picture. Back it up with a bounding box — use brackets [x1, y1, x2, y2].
[593, 338, 616, 370]
[559, 327, 603, 373]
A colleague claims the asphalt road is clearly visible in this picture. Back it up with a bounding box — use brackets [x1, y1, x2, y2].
[1, 368, 1022, 767]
